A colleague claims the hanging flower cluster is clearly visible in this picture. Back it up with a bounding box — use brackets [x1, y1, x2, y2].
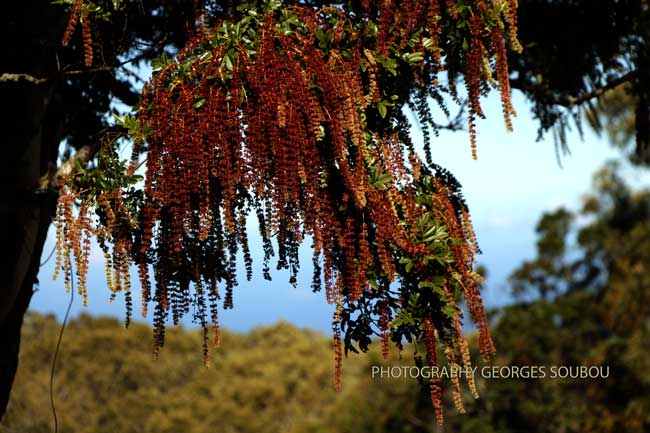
[61, 0, 93, 66]
[55, 0, 520, 424]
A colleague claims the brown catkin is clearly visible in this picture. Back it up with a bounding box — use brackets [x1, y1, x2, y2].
[51, 4, 520, 423]
[80, 6, 93, 67]
[61, 0, 84, 46]
[424, 318, 444, 425]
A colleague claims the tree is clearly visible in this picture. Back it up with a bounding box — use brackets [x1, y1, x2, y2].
[440, 164, 650, 433]
[2, 0, 650, 424]
[506, 0, 650, 164]
[5, 165, 650, 433]
[46, 0, 526, 425]
[1, 0, 206, 417]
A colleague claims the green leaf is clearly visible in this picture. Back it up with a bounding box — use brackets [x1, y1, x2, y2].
[198, 51, 212, 62]
[193, 97, 207, 109]
[222, 53, 233, 72]
[402, 52, 424, 63]
[371, 173, 393, 190]
[377, 57, 398, 76]
[392, 310, 415, 327]
[366, 20, 378, 37]
[399, 257, 414, 273]
[442, 304, 458, 320]
[151, 52, 170, 71]
[377, 101, 388, 118]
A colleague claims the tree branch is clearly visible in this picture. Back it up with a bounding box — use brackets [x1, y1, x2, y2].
[38, 126, 126, 191]
[62, 37, 168, 76]
[0, 73, 48, 85]
[3, 39, 167, 88]
[512, 71, 638, 108]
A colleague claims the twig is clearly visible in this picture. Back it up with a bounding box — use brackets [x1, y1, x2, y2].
[512, 71, 637, 108]
[62, 37, 168, 76]
[0, 73, 48, 85]
[38, 126, 126, 191]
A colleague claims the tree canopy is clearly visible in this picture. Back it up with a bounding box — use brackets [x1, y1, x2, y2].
[5, 168, 650, 433]
[506, 0, 650, 165]
[3, 0, 650, 425]
[49, 0, 524, 424]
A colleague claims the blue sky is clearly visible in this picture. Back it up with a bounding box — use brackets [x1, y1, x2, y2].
[30, 89, 647, 334]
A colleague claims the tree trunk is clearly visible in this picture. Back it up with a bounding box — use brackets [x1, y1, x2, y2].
[0, 77, 58, 419]
[0, 197, 55, 418]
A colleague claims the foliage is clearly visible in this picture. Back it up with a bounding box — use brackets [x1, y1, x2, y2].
[51, 0, 522, 422]
[7, 0, 650, 426]
[509, 162, 650, 322]
[3, 313, 457, 433]
[508, 207, 574, 300]
[442, 165, 650, 432]
[510, 0, 650, 165]
[4, 166, 650, 431]
[585, 85, 640, 162]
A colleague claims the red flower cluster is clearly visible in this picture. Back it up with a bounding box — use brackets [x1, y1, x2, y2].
[61, 0, 93, 66]
[424, 318, 444, 425]
[61, 0, 84, 47]
[54, 0, 521, 422]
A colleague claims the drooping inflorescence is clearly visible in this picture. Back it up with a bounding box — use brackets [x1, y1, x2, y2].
[54, 0, 521, 424]
[61, 0, 93, 66]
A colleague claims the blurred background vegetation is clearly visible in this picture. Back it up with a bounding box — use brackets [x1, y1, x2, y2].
[2, 162, 649, 433]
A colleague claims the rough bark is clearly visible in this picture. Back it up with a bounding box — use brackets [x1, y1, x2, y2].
[0, 75, 57, 418]
[0, 76, 106, 418]
[0, 193, 55, 418]
[0, 0, 190, 419]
